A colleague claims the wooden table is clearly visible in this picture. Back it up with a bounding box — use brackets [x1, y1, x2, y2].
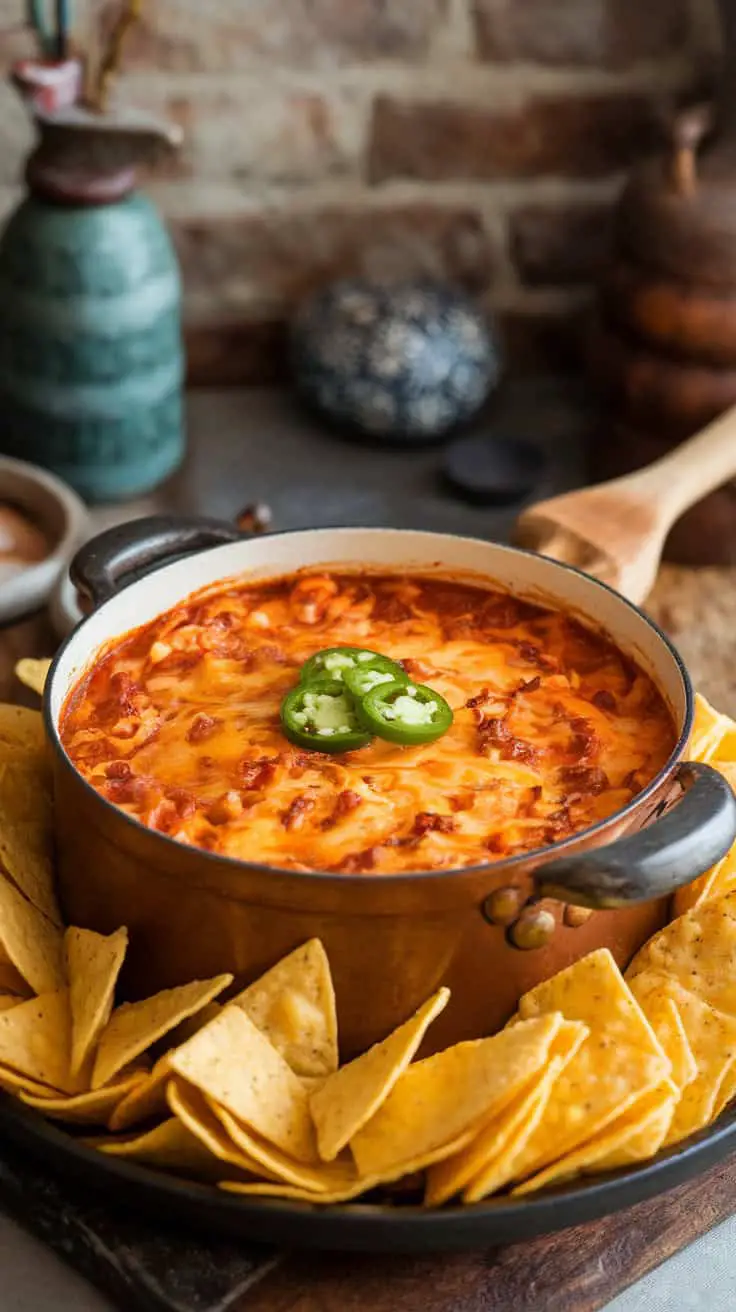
[2, 385, 736, 1311]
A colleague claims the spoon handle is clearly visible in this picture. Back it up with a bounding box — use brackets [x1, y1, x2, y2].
[622, 402, 736, 529]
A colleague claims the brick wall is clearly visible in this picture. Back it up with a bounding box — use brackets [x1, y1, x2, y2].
[0, 0, 722, 382]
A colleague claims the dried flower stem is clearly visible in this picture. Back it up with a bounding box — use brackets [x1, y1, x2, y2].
[93, 0, 142, 112]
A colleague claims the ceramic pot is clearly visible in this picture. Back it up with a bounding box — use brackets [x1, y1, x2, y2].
[290, 279, 500, 445]
[45, 520, 736, 1055]
[0, 191, 184, 502]
[587, 0, 736, 564]
[601, 259, 736, 368]
[587, 312, 736, 434]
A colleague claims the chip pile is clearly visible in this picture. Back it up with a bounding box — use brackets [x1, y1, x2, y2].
[2, 667, 736, 1206]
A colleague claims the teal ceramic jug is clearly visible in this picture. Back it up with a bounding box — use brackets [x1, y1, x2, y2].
[0, 95, 185, 502]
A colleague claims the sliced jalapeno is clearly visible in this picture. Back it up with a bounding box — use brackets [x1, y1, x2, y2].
[280, 679, 372, 753]
[357, 680, 454, 745]
[344, 660, 408, 700]
[300, 646, 405, 693]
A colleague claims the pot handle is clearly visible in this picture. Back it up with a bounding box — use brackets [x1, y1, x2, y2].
[70, 514, 247, 609]
[535, 761, 736, 909]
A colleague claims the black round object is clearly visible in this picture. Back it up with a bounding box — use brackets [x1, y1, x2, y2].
[443, 433, 548, 506]
[289, 279, 501, 445]
[1, 1093, 736, 1254]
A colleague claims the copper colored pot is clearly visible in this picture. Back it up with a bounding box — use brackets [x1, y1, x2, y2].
[45, 520, 736, 1056]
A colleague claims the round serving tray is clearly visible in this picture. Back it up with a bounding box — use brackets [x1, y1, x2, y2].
[1, 1095, 735, 1253]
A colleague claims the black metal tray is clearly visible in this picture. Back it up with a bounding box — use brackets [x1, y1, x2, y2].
[1, 1093, 735, 1254]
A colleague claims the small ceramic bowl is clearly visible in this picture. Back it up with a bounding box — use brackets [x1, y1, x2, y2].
[0, 457, 88, 624]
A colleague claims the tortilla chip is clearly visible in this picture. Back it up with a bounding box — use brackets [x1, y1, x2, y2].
[461, 1068, 577, 1202]
[301, 1074, 325, 1096]
[0, 993, 22, 1012]
[168, 1004, 316, 1162]
[218, 1127, 486, 1204]
[310, 987, 449, 1163]
[0, 705, 46, 760]
[0, 759, 52, 825]
[349, 1012, 564, 1180]
[674, 858, 727, 917]
[0, 991, 81, 1093]
[714, 758, 736, 790]
[165, 1001, 222, 1050]
[519, 949, 670, 1064]
[426, 1060, 560, 1205]
[15, 659, 51, 698]
[0, 962, 33, 999]
[674, 836, 736, 917]
[697, 847, 736, 907]
[0, 805, 61, 927]
[218, 1179, 371, 1203]
[231, 940, 338, 1079]
[627, 891, 736, 1018]
[589, 1088, 676, 1173]
[502, 950, 671, 1184]
[109, 1002, 232, 1133]
[0, 1066, 62, 1098]
[688, 693, 732, 763]
[0, 877, 64, 995]
[66, 926, 128, 1077]
[512, 1082, 677, 1196]
[86, 1118, 232, 1179]
[631, 992, 697, 1092]
[629, 972, 736, 1145]
[20, 1071, 148, 1125]
[424, 1019, 586, 1206]
[92, 974, 232, 1090]
[710, 1057, 736, 1121]
[167, 1078, 277, 1179]
[108, 1053, 172, 1132]
[107, 1000, 229, 1130]
[211, 1100, 357, 1193]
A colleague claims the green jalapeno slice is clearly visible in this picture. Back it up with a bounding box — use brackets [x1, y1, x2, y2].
[300, 646, 405, 693]
[280, 679, 372, 753]
[343, 660, 408, 700]
[357, 680, 453, 745]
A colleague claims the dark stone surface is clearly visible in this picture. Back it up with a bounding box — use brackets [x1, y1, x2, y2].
[0, 1140, 278, 1312]
[159, 377, 593, 542]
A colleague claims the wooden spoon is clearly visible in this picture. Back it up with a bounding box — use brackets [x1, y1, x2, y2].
[514, 404, 736, 603]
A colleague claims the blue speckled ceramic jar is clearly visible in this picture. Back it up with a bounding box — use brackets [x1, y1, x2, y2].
[290, 278, 501, 445]
[0, 189, 184, 502]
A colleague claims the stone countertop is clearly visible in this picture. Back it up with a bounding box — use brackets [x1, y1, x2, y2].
[1, 383, 736, 1312]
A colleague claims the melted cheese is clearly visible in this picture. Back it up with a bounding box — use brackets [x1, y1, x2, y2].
[60, 573, 676, 874]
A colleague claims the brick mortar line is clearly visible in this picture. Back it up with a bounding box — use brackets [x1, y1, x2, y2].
[114, 52, 701, 102]
[429, 0, 476, 59]
[140, 175, 627, 216]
